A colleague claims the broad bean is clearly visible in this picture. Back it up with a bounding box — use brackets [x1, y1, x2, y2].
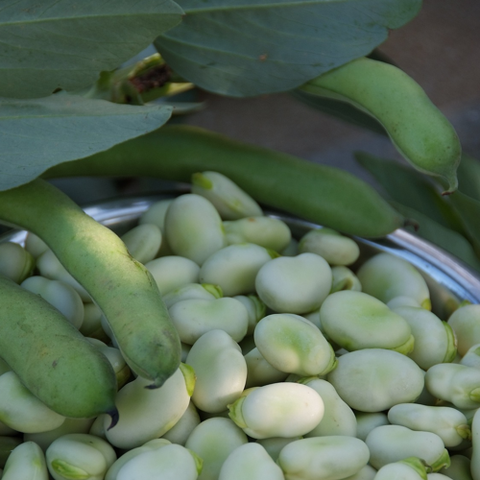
[223, 216, 291, 252]
[0, 242, 34, 284]
[191, 171, 263, 220]
[356, 253, 431, 309]
[120, 223, 162, 264]
[186, 329, 247, 413]
[254, 313, 337, 377]
[299, 227, 360, 266]
[165, 193, 227, 265]
[228, 383, 324, 439]
[168, 297, 249, 344]
[255, 253, 332, 314]
[320, 290, 414, 353]
[448, 305, 480, 356]
[328, 349, 425, 412]
[185, 417, 248, 480]
[366, 425, 450, 472]
[218, 442, 284, 480]
[46, 433, 116, 480]
[103, 364, 195, 450]
[277, 436, 370, 480]
[2, 441, 48, 480]
[199, 243, 274, 296]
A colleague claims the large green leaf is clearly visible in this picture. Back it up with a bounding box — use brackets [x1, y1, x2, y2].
[0, 1, 184, 99]
[0, 94, 173, 191]
[154, 0, 422, 97]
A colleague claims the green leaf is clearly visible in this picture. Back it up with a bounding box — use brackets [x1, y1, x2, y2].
[355, 151, 463, 233]
[0, 1, 184, 99]
[0, 94, 173, 192]
[154, 0, 422, 97]
[392, 202, 480, 273]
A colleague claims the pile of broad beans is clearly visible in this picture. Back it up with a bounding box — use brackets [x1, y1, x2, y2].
[1, 171, 480, 480]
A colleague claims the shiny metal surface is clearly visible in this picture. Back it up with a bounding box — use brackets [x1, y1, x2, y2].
[2, 192, 480, 319]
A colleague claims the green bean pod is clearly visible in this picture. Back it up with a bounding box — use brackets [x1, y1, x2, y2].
[0, 275, 117, 420]
[301, 57, 461, 193]
[43, 125, 405, 238]
[0, 179, 181, 388]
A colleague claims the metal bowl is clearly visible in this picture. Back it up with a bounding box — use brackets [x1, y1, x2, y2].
[3, 191, 480, 320]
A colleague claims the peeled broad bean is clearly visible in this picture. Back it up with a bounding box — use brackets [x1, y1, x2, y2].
[199, 243, 274, 296]
[0, 371, 65, 434]
[2, 441, 48, 480]
[320, 291, 414, 354]
[234, 294, 266, 335]
[161, 402, 201, 446]
[277, 436, 370, 480]
[254, 313, 337, 376]
[86, 338, 131, 389]
[365, 425, 450, 472]
[228, 382, 324, 439]
[46, 433, 116, 480]
[115, 443, 202, 480]
[145, 255, 200, 295]
[327, 349, 425, 412]
[387, 404, 471, 447]
[244, 347, 289, 388]
[103, 365, 195, 449]
[356, 253, 431, 310]
[425, 363, 480, 409]
[191, 171, 263, 220]
[185, 417, 248, 480]
[21, 275, 85, 329]
[105, 438, 172, 480]
[300, 377, 357, 438]
[139, 199, 173, 231]
[445, 454, 474, 480]
[448, 305, 480, 357]
[330, 266, 362, 293]
[162, 282, 222, 309]
[392, 306, 457, 369]
[168, 297, 249, 344]
[373, 457, 430, 480]
[355, 412, 390, 442]
[186, 329, 247, 413]
[223, 216, 292, 252]
[165, 193, 227, 265]
[120, 223, 162, 264]
[24, 232, 48, 258]
[298, 227, 360, 266]
[461, 344, 480, 369]
[36, 249, 91, 301]
[471, 408, 480, 480]
[343, 464, 377, 480]
[218, 442, 284, 480]
[0, 242, 35, 283]
[255, 253, 332, 314]
[138, 198, 174, 256]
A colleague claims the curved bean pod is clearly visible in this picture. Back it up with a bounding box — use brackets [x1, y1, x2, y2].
[0, 275, 117, 420]
[301, 57, 461, 193]
[42, 125, 405, 238]
[0, 179, 181, 388]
